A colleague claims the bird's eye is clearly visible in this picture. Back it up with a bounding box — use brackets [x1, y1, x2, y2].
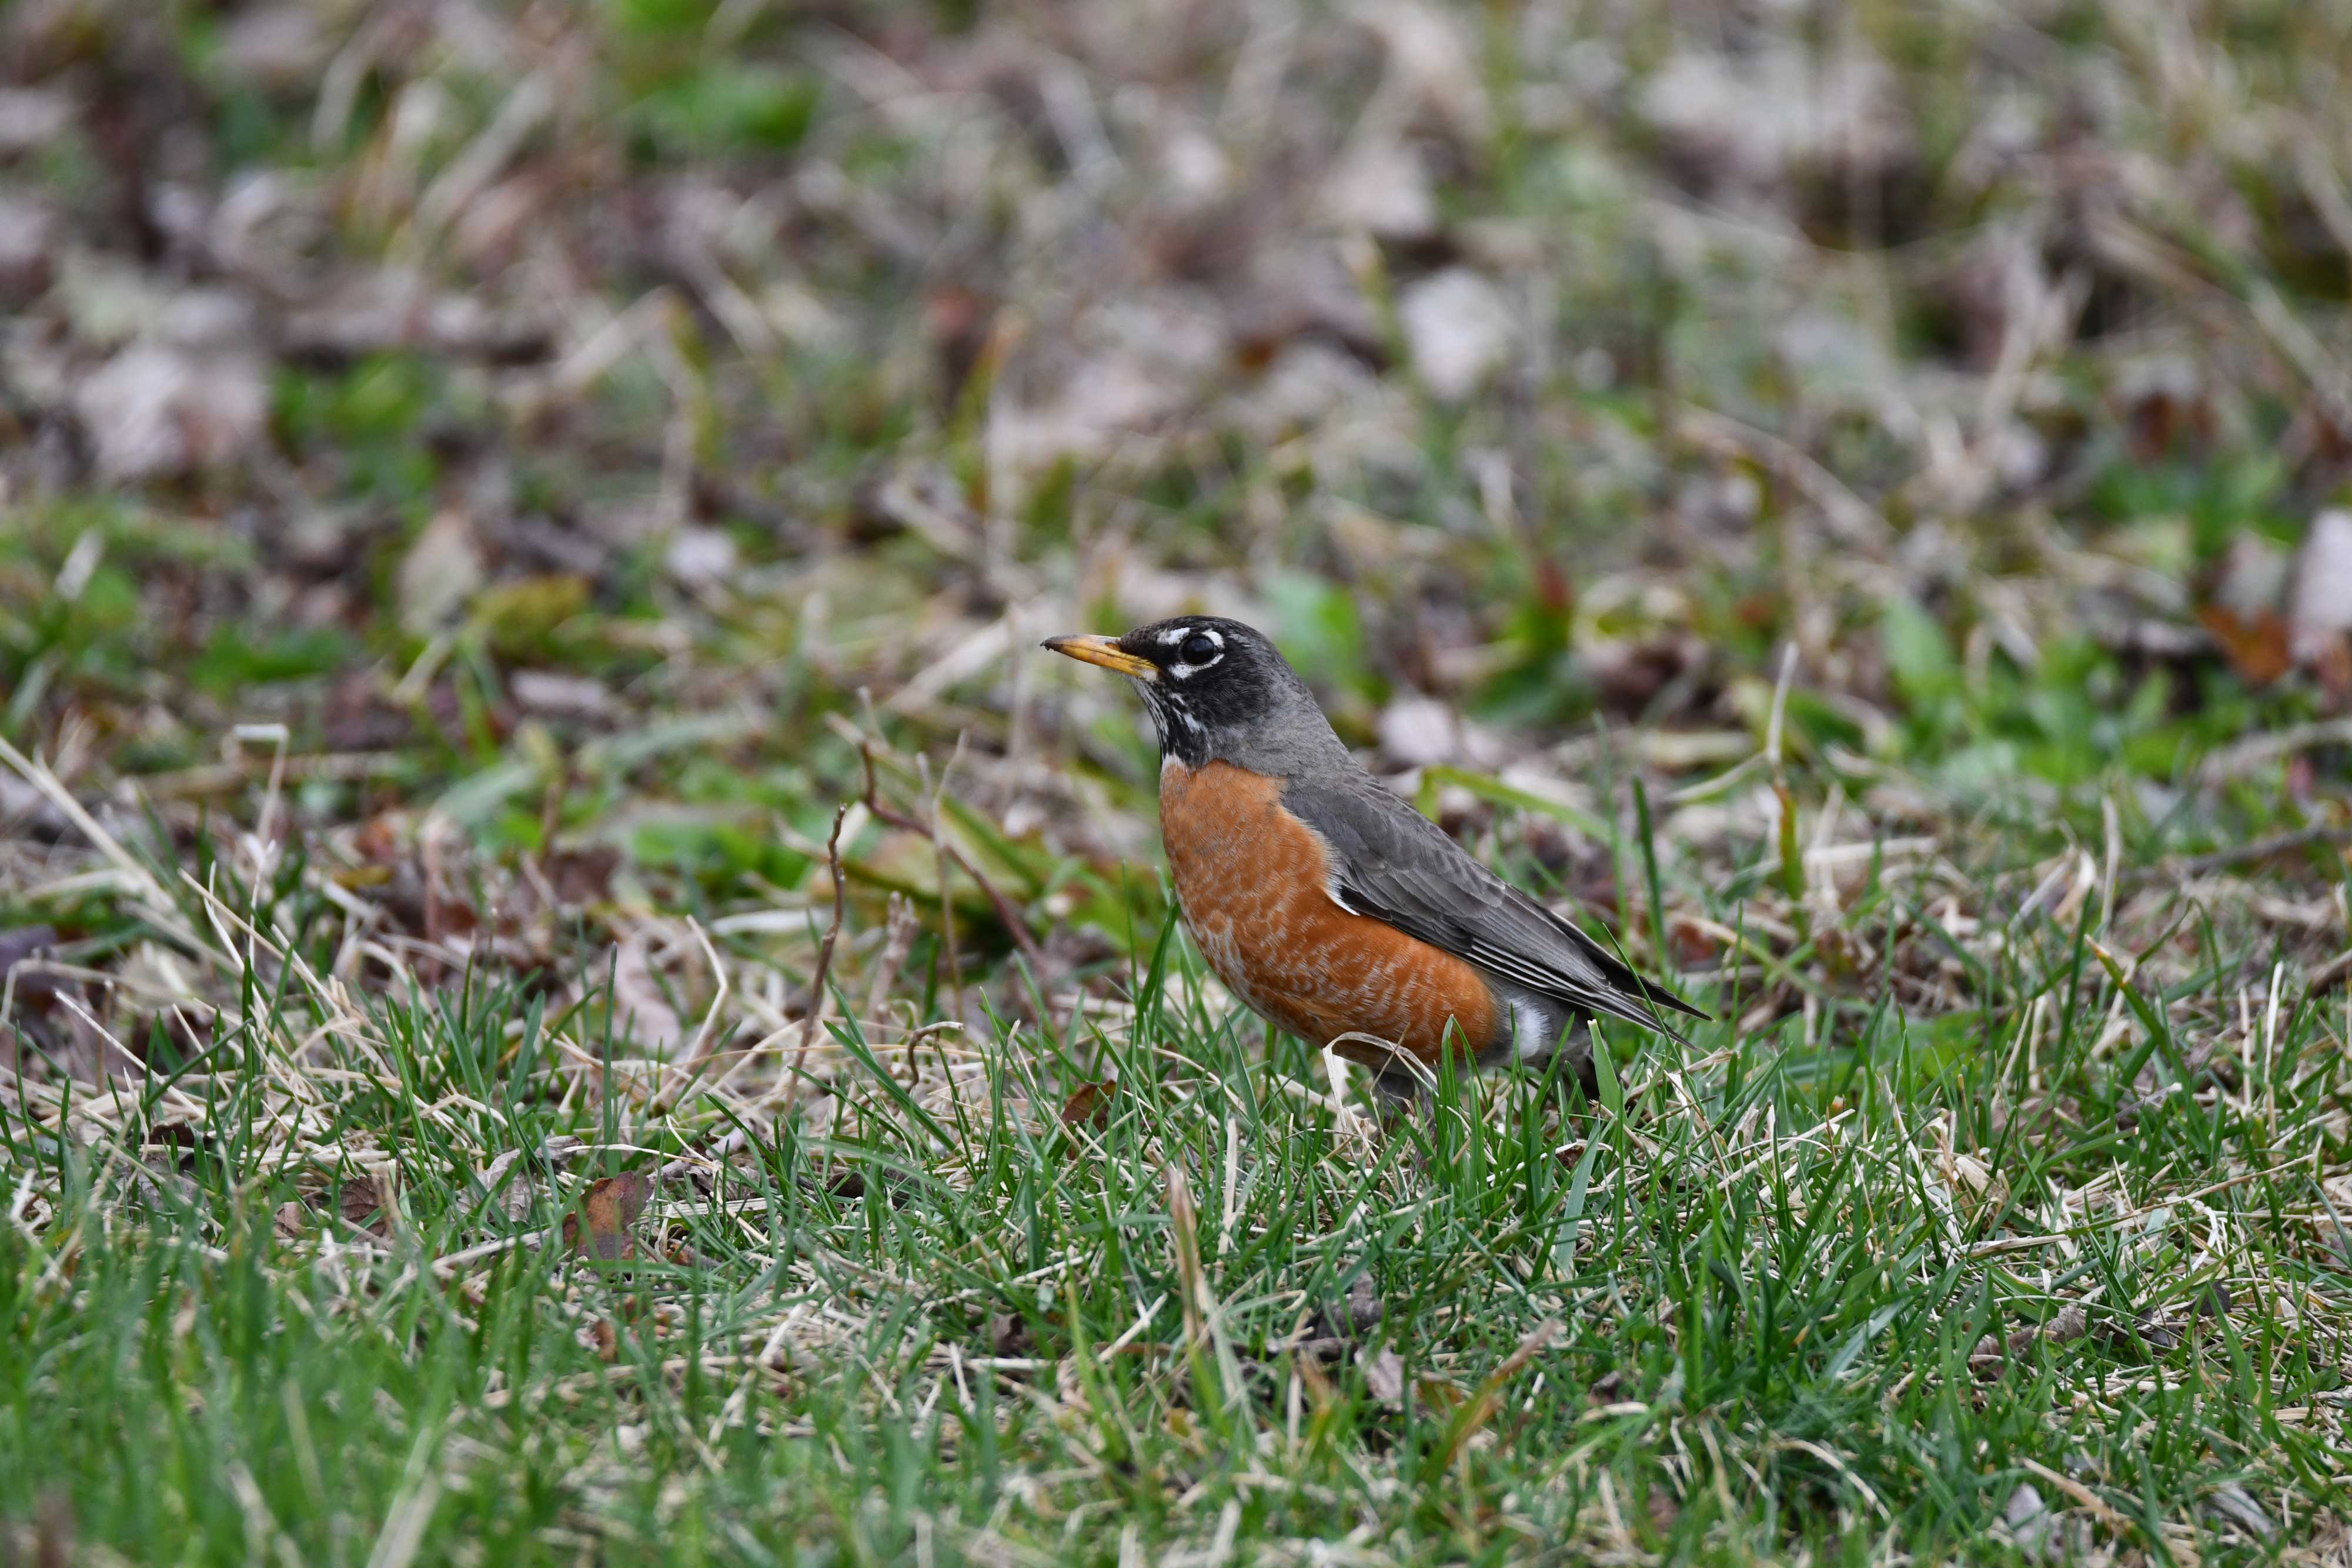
[1180, 633, 1220, 666]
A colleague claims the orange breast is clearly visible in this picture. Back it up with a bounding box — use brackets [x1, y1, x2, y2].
[1159, 760, 1501, 1071]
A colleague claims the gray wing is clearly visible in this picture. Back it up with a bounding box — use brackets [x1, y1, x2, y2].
[1283, 771, 1705, 1042]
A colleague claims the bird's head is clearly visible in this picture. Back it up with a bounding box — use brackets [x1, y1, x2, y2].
[1043, 616, 1345, 772]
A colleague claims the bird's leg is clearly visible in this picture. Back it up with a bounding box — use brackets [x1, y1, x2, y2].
[1560, 1020, 1602, 1107]
[1325, 1031, 1433, 1126]
[1367, 1068, 1429, 1125]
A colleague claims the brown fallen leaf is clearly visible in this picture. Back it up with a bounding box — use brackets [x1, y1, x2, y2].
[543, 846, 622, 905]
[496, 1171, 536, 1224]
[1347, 1272, 1382, 1335]
[563, 1171, 654, 1262]
[1415, 1373, 1468, 1415]
[1362, 1344, 1405, 1403]
[2199, 604, 2293, 685]
[987, 1313, 1031, 1357]
[1973, 1302, 2090, 1377]
[338, 1172, 396, 1239]
[1059, 1078, 1117, 1131]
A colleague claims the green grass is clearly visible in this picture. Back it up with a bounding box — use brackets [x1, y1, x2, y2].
[4, 770, 2344, 1564]
[7, 0, 2352, 1559]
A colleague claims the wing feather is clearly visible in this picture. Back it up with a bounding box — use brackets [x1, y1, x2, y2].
[1283, 772, 1706, 1044]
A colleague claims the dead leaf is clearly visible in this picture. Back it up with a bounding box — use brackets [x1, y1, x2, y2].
[2206, 1482, 2276, 1541]
[397, 510, 487, 636]
[1936, 1145, 2009, 1215]
[2042, 1304, 2089, 1344]
[2109, 1283, 2230, 1354]
[1415, 1373, 1468, 1415]
[338, 1172, 395, 1239]
[74, 340, 268, 482]
[1398, 268, 1512, 402]
[1296, 1348, 1339, 1412]
[543, 846, 622, 905]
[2199, 606, 2294, 685]
[1058, 1078, 1117, 1131]
[1972, 1302, 2087, 1377]
[1362, 1344, 1405, 1403]
[475, 1149, 538, 1223]
[2004, 1482, 2057, 1560]
[563, 1171, 654, 1262]
[987, 1313, 1031, 1357]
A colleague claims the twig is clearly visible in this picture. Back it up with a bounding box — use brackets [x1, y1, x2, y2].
[793, 804, 852, 1085]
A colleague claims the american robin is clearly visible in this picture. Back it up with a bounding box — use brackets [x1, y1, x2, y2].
[1044, 617, 1705, 1103]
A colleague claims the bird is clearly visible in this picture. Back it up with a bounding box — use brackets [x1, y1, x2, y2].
[1043, 616, 1705, 1105]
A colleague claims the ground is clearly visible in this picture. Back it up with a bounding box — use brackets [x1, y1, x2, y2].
[2, 0, 2351, 1562]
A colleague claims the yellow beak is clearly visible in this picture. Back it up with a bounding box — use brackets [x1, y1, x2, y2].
[1043, 634, 1158, 680]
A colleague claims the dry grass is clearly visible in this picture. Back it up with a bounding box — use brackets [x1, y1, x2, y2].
[4, 0, 2352, 1562]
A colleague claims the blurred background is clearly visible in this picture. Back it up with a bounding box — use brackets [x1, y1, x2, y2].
[2, 0, 2349, 1029]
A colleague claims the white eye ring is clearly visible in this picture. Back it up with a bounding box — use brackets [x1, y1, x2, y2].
[1169, 629, 1224, 678]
